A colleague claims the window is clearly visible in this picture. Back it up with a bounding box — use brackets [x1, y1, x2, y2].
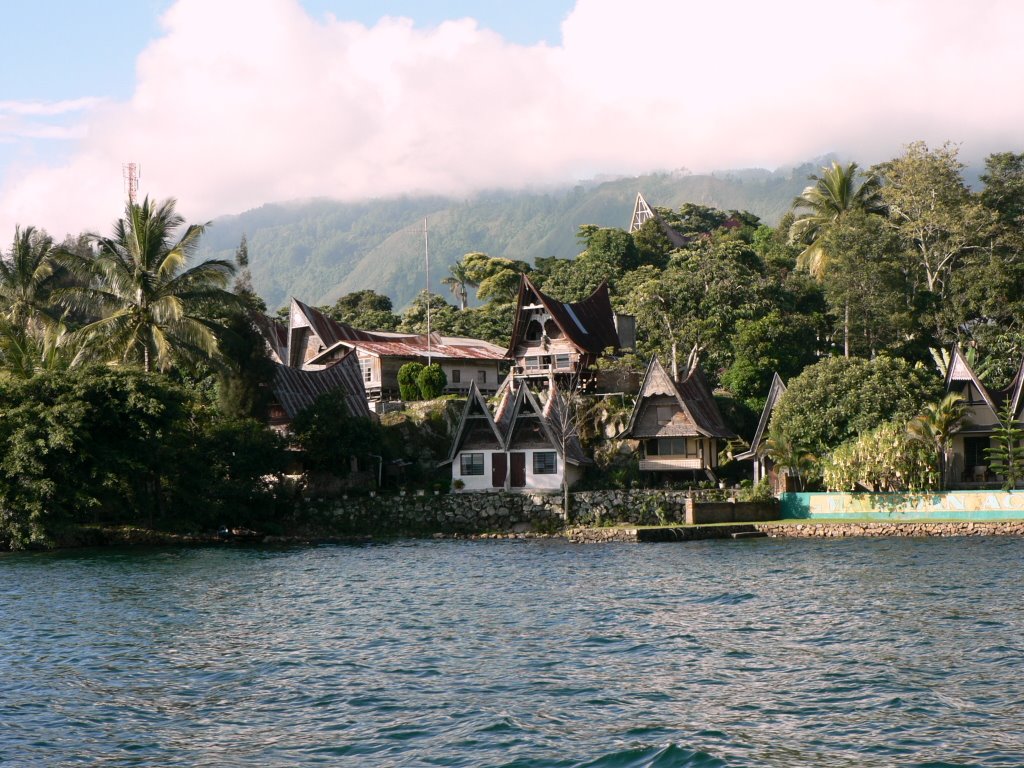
[360, 358, 373, 383]
[477, 370, 487, 384]
[460, 453, 485, 476]
[554, 353, 571, 369]
[533, 451, 557, 474]
[544, 319, 562, 339]
[525, 320, 543, 341]
[451, 369, 461, 383]
[525, 356, 542, 371]
[655, 438, 693, 457]
[656, 406, 674, 426]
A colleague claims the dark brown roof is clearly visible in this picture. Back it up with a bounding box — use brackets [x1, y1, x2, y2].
[270, 355, 370, 421]
[621, 356, 735, 440]
[253, 313, 288, 364]
[734, 372, 786, 461]
[507, 276, 620, 357]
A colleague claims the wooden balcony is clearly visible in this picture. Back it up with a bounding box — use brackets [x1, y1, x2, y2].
[639, 457, 704, 471]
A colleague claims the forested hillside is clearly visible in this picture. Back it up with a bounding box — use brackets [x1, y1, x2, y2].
[198, 164, 823, 312]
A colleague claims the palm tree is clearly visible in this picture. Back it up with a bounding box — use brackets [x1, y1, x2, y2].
[61, 197, 238, 373]
[790, 161, 885, 277]
[789, 161, 885, 355]
[764, 431, 817, 491]
[441, 261, 472, 310]
[907, 392, 965, 489]
[0, 225, 61, 334]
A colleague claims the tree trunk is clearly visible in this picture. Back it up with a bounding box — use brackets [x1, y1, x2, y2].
[844, 302, 850, 358]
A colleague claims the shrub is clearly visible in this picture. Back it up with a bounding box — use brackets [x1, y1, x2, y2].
[398, 362, 424, 401]
[416, 363, 447, 399]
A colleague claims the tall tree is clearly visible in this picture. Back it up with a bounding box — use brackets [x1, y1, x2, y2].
[789, 161, 886, 356]
[62, 197, 238, 373]
[0, 225, 61, 335]
[441, 260, 472, 310]
[906, 393, 965, 489]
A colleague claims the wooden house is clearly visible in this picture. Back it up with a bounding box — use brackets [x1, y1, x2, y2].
[943, 348, 1024, 485]
[444, 379, 588, 492]
[281, 299, 507, 402]
[734, 372, 788, 489]
[506, 276, 634, 389]
[619, 356, 736, 482]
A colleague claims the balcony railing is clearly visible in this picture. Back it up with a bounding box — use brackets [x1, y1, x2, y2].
[639, 457, 704, 471]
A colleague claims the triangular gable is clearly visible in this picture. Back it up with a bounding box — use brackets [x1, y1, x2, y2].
[443, 381, 504, 465]
[735, 373, 786, 461]
[621, 356, 735, 440]
[945, 346, 1000, 428]
[506, 275, 620, 357]
[1000, 353, 1024, 421]
[503, 385, 560, 455]
[629, 192, 655, 232]
[628, 192, 690, 249]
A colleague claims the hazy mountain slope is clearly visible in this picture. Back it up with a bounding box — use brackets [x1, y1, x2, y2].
[199, 165, 820, 312]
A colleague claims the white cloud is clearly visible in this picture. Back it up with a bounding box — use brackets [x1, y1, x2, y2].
[3, 0, 1024, 239]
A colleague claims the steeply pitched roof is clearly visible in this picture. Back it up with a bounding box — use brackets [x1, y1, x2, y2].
[945, 346, 997, 411]
[734, 373, 786, 461]
[253, 313, 288, 364]
[442, 381, 505, 465]
[628, 192, 690, 249]
[270, 354, 370, 420]
[621, 355, 735, 440]
[446, 378, 590, 466]
[507, 275, 620, 357]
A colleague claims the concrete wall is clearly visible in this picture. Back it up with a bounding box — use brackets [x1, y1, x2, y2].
[781, 491, 1024, 521]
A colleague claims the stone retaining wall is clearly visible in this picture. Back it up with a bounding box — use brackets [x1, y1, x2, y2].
[308, 492, 564, 536]
[755, 520, 1024, 538]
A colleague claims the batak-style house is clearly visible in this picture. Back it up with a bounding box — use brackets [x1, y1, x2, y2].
[506, 275, 635, 389]
[266, 299, 507, 403]
[734, 372, 788, 489]
[620, 356, 736, 482]
[266, 355, 371, 433]
[945, 347, 1024, 485]
[443, 379, 588, 492]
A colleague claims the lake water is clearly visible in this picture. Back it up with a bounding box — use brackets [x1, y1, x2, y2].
[2, 537, 1024, 767]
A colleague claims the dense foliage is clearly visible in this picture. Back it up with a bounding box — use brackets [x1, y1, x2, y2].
[0, 367, 288, 549]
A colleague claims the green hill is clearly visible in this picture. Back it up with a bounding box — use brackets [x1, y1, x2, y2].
[198, 164, 823, 312]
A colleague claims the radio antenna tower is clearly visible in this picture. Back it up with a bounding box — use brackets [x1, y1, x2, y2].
[123, 162, 139, 204]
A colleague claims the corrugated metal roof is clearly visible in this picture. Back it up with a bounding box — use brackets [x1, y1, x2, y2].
[292, 299, 505, 363]
[270, 354, 370, 420]
[253, 313, 288, 364]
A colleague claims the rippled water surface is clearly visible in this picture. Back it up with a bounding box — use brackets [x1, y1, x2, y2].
[3, 537, 1024, 766]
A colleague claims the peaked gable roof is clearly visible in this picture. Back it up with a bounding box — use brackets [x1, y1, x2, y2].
[270, 354, 370, 421]
[945, 346, 998, 411]
[621, 355, 735, 440]
[735, 373, 787, 461]
[628, 192, 690, 249]
[442, 381, 505, 465]
[253, 313, 288, 364]
[507, 275, 620, 357]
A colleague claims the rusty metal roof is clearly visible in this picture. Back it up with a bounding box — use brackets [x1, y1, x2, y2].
[292, 299, 505, 363]
[270, 354, 370, 420]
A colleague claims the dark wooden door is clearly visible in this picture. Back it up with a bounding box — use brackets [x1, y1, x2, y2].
[510, 452, 526, 488]
[491, 453, 507, 488]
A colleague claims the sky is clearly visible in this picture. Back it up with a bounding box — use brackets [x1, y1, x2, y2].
[1, 0, 1023, 240]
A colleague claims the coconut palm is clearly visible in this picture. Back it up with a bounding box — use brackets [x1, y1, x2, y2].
[0, 225, 62, 334]
[441, 261, 472, 310]
[789, 161, 885, 278]
[61, 197, 238, 373]
[764, 431, 817, 491]
[907, 392, 965, 489]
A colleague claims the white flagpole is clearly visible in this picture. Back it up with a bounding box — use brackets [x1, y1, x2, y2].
[424, 217, 432, 364]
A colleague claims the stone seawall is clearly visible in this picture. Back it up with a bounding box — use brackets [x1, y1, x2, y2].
[307, 492, 564, 536]
[756, 520, 1024, 538]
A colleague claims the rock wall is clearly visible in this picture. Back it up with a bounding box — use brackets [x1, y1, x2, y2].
[756, 520, 1024, 538]
[306, 492, 564, 536]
